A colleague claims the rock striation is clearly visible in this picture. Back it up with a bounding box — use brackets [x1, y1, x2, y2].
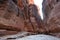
[42, 0, 60, 38]
[18, 0, 45, 33]
[0, 0, 44, 36]
[0, 0, 24, 36]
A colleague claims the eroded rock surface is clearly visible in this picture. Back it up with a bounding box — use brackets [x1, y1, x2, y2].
[42, 0, 60, 38]
[0, 0, 60, 39]
[0, 0, 24, 36]
[0, 0, 44, 36]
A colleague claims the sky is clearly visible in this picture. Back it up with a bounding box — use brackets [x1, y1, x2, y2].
[34, 0, 43, 20]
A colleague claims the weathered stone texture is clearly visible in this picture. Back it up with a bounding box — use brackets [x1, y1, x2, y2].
[42, 0, 60, 38]
[18, 0, 45, 33]
[0, 0, 44, 36]
[0, 0, 24, 36]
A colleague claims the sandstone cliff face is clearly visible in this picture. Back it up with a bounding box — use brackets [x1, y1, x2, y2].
[42, 0, 60, 38]
[0, 0, 25, 36]
[43, 0, 58, 23]
[18, 0, 45, 33]
[0, 0, 44, 36]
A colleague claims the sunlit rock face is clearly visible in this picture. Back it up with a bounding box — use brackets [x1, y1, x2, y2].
[28, 0, 34, 4]
[42, 0, 60, 38]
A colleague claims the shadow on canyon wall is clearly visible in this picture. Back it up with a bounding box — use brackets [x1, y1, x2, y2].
[0, 0, 60, 38]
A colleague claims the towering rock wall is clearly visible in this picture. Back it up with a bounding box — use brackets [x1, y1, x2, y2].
[42, 0, 60, 37]
[18, 0, 45, 33]
[42, 0, 60, 22]
[0, 0, 45, 36]
[0, 0, 25, 36]
[0, 0, 60, 38]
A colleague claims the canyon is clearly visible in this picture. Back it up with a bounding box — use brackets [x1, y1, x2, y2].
[0, 0, 60, 40]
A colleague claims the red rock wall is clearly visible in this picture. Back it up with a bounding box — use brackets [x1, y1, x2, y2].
[17, 0, 45, 33]
[42, 0, 60, 38]
[0, 0, 24, 32]
[0, 0, 51, 36]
